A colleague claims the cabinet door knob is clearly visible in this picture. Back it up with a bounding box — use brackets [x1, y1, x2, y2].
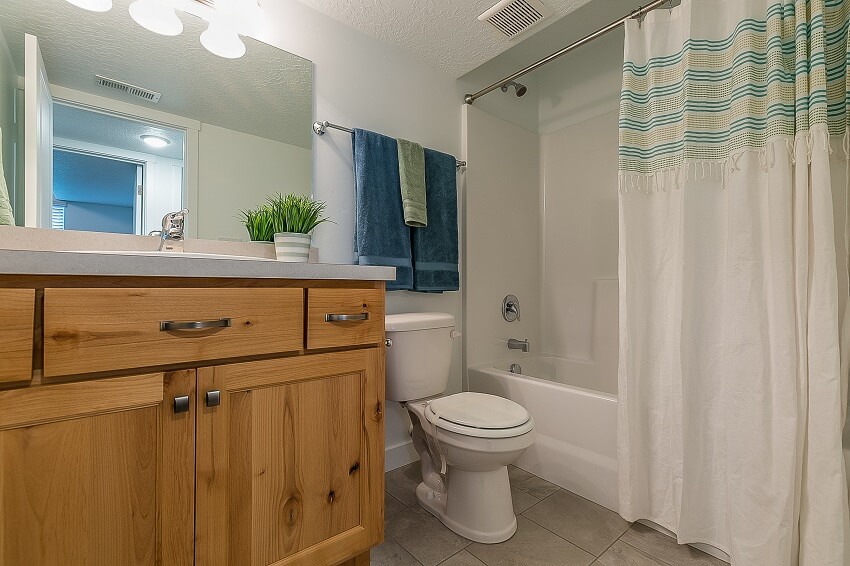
[205, 390, 221, 407]
[173, 396, 190, 414]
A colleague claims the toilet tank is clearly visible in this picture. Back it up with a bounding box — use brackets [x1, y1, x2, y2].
[385, 313, 456, 402]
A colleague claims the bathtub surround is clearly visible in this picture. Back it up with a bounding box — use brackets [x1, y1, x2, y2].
[463, 105, 541, 370]
[617, 2, 850, 564]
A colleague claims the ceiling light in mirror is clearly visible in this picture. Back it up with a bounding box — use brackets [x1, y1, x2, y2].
[200, 21, 246, 59]
[65, 0, 113, 11]
[129, 0, 184, 36]
[141, 134, 171, 148]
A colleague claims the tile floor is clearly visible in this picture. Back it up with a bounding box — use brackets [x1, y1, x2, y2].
[375, 462, 727, 566]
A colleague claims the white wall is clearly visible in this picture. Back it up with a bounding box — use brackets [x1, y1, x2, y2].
[196, 124, 311, 241]
[463, 105, 540, 373]
[256, 0, 463, 469]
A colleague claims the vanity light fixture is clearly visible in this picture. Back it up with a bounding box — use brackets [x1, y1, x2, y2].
[129, 0, 184, 37]
[65, 0, 113, 12]
[141, 134, 171, 148]
[200, 20, 247, 59]
[62, 0, 262, 59]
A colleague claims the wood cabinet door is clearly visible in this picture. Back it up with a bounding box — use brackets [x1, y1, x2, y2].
[196, 349, 385, 566]
[0, 370, 196, 565]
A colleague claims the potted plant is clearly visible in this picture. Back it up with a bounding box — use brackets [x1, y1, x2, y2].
[267, 193, 331, 262]
[238, 204, 276, 243]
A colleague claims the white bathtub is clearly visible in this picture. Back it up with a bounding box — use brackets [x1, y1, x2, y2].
[468, 356, 619, 511]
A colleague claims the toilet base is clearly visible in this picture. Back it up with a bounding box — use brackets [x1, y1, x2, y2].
[416, 465, 518, 544]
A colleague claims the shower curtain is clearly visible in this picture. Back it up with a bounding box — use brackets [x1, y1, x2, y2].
[617, 1, 850, 564]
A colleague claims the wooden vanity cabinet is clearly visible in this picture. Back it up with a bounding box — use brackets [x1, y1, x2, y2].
[0, 370, 196, 565]
[0, 279, 385, 566]
[195, 349, 385, 566]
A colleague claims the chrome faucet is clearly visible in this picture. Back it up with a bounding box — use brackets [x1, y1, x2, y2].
[151, 208, 189, 252]
[507, 338, 530, 353]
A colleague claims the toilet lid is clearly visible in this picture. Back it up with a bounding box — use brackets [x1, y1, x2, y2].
[425, 392, 530, 430]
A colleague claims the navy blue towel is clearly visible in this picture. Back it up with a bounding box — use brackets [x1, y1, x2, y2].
[412, 149, 459, 292]
[353, 128, 413, 290]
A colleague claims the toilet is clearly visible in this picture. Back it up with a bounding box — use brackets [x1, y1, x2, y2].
[386, 312, 535, 544]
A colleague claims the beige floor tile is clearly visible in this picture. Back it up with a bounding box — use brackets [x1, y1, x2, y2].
[386, 461, 423, 507]
[511, 485, 540, 515]
[385, 505, 471, 566]
[508, 465, 560, 499]
[523, 489, 630, 556]
[371, 540, 422, 566]
[619, 523, 727, 566]
[438, 550, 487, 566]
[386, 491, 409, 518]
[594, 540, 667, 566]
[467, 516, 596, 566]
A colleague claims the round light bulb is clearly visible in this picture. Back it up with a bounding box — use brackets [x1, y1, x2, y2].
[200, 22, 246, 59]
[65, 0, 113, 12]
[141, 135, 170, 148]
[129, 0, 183, 37]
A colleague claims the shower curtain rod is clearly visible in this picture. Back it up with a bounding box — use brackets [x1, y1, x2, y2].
[312, 120, 467, 168]
[463, 0, 671, 105]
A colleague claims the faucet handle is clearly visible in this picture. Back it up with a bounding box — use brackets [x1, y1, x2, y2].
[502, 294, 521, 322]
[162, 209, 189, 235]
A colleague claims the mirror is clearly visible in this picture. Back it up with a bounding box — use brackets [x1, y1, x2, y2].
[0, 0, 313, 241]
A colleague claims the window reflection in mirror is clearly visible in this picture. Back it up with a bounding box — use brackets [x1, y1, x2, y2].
[52, 103, 184, 235]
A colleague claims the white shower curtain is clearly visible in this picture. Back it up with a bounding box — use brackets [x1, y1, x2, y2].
[617, 1, 850, 564]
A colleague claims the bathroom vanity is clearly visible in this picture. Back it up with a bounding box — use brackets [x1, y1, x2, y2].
[0, 249, 391, 566]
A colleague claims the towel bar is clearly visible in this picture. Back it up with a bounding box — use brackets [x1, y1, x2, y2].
[313, 120, 467, 169]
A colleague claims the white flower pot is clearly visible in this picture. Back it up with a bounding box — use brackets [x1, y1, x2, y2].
[274, 232, 312, 262]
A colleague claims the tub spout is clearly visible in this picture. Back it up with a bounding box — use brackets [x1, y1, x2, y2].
[508, 338, 530, 353]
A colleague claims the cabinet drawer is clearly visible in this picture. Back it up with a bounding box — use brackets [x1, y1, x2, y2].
[306, 288, 384, 349]
[43, 288, 304, 377]
[0, 289, 35, 384]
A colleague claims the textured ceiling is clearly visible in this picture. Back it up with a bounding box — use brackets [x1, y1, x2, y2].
[0, 0, 313, 149]
[290, 0, 596, 77]
[54, 103, 186, 160]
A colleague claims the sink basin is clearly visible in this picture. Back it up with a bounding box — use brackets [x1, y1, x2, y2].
[63, 250, 275, 261]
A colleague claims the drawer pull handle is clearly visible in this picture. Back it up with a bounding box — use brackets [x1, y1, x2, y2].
[160, 318, 232, 331]
[325, 313, 369, 322]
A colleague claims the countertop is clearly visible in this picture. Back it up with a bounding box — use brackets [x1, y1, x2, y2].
[0, 227, 395, 280]
[0, 248, 396, 281]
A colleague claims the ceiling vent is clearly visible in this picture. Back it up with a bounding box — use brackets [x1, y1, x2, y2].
[95, 75, 162, 103]
[479, 0, 553, 39]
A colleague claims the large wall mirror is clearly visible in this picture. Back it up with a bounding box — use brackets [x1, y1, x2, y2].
[0, 0, 312, 241]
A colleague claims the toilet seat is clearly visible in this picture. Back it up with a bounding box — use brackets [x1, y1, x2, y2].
[425, 392, 534, 439]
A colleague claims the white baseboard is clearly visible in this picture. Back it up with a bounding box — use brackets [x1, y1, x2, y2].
[385, 440, 419, 472]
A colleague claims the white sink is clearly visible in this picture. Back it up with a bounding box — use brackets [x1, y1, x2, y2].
[63, 250, 275, 261]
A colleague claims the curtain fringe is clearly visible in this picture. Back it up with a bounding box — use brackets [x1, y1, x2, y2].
[619, 128, 849, 194]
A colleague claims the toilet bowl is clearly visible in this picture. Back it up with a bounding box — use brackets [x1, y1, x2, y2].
[405, 393, 535, 543]
[385, 313, 536, 543]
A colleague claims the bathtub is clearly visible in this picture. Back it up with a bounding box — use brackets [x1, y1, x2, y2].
[468, 355, 619, 511]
